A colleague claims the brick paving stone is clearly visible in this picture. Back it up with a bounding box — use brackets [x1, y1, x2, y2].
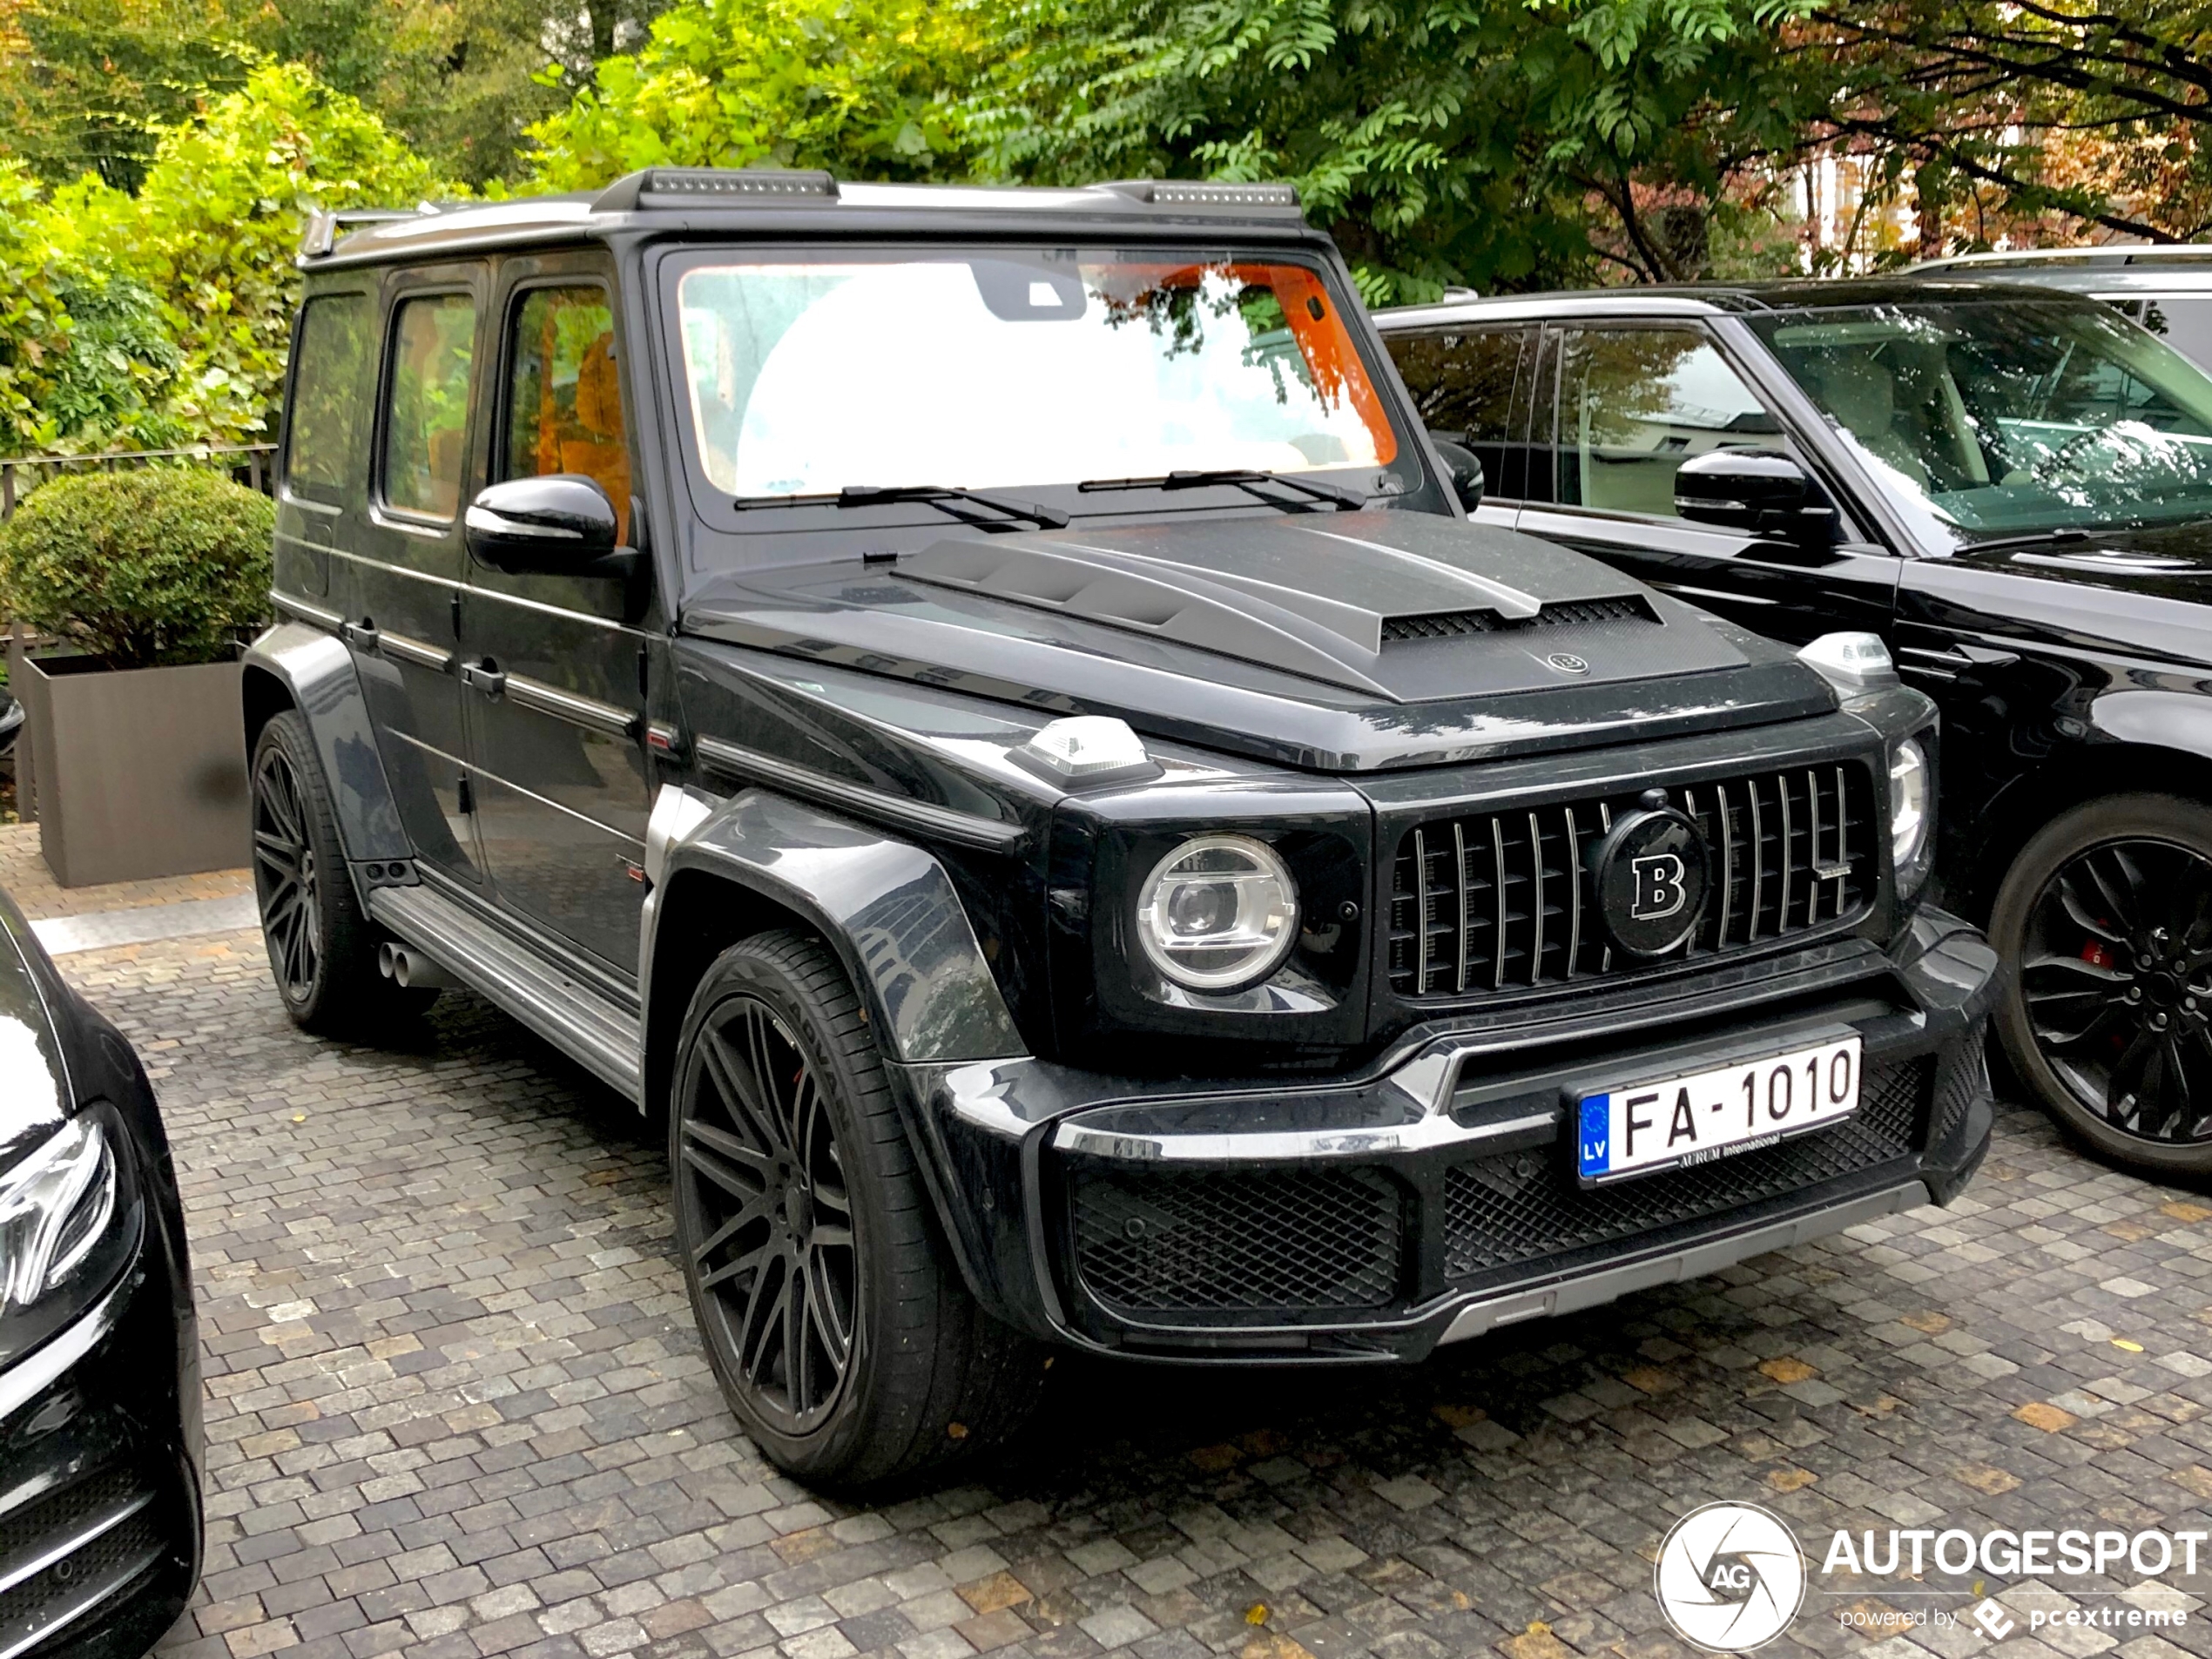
[45, 921, 2212, 1659]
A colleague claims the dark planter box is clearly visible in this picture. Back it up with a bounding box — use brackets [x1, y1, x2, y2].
[17, 653, 248, 887]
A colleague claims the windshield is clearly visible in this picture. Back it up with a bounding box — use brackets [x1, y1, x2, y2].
[670, 250, 1404, 504]
[1744, 300, 2212, 546]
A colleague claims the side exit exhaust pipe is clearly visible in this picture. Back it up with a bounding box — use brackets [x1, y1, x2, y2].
[378, 941, 457, 990]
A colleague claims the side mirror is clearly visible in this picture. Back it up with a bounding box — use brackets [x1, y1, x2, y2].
[465, 475, 634, 578]
[1674, 448, 1822, 539]
[1428, 430, 1486, 512]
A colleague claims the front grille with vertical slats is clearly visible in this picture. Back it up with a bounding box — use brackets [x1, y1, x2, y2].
[1386, 760, 1878, 998]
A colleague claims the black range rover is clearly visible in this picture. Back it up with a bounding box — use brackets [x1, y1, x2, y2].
[245, 171, 1997, 1487]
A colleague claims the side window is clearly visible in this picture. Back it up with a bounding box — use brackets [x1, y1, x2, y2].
[285, 294, 373, 499]
[1556, 328, 1784, 518]
[1386, 327, 1529, 498]
[382, 293, 477, 520]
[502, 286, 630, 540]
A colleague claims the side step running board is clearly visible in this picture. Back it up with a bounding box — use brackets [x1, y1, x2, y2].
[367, 884, 644, 1103]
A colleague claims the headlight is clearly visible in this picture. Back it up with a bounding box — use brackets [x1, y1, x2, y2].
[1890, 737, 1934, 897]
[1135, 834, 1299, 991]
[0, 1114, 118, 1317]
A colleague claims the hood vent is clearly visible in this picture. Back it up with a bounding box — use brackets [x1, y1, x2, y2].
[1381, 595, 1656, 644]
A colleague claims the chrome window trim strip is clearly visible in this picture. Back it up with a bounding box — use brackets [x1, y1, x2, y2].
[272, 592, 342, 631]
[502, 673, 639, 738]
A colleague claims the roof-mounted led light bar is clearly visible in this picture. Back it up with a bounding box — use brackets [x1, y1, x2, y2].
[1096, 179, 1302, 212]
[593, 167, 840, 212]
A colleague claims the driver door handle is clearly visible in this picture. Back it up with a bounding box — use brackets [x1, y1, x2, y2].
[460, 660, 507, 698]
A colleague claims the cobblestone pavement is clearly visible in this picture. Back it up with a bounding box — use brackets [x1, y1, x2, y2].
[51, 927, 2212, 1659]
[0, 821, 251, 920]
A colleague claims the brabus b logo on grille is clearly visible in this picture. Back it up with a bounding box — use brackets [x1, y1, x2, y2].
[1632, 852, 1689, 921]
[1590, 801, 1710, 956]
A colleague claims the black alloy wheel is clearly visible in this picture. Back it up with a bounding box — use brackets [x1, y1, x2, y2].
[670, 930, 1044, 1488]
[678, 993, 857, 1433]
[1994, 793, 2212, 1173]
[249, 711, 432, 1034]
[253, 742, 321, 1004]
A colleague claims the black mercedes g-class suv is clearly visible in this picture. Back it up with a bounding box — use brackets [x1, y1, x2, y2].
[245, 170, 1997, 1487]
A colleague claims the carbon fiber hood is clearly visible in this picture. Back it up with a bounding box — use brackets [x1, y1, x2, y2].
[681, 510, 1840, 771]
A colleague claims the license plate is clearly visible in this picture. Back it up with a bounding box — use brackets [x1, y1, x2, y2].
[1575, 1034, 1862, 1184]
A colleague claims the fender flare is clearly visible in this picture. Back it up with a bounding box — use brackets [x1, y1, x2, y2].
[2088, 687, 2212, 766]
[239, 623, 410, 863]
[641, 787, 1031, 1307]
[644, 785, 1027, 1075]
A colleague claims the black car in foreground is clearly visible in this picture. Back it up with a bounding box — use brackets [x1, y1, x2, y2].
[244, 173, 1994, 1488]
[1378, 277, 2212, 1177]
[0, 894, 200, 1656]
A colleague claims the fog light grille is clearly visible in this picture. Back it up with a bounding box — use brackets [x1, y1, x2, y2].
[1070, 1167, 1403, 1312]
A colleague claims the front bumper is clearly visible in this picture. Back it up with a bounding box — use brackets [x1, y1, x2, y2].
[892, 905, 1999, 1362]
[0, 1191, 202, 1659]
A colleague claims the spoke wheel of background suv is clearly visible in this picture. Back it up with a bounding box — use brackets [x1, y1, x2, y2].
[1993, 792, 2212, 1174]
[671, 929, 1043, 1489]
[251, 711, 435, 1034]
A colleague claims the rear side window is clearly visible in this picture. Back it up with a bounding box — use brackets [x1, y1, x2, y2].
[382, 293, 477, 520]
[502, 286, 629, 540]
[286, 294, 373, 498]
[1386, 327, 1531, 498]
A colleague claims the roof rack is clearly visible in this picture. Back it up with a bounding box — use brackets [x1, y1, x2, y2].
[593, 167, 840, 213]
[1918, 244, 2212, 269]
[299, 206, 435, 262]
[1094, 179, 1302, 213]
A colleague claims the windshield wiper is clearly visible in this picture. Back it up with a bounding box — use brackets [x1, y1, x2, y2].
[838, 484, 1068, 530]
[1956, 526, 2152, 556]
[1077, 468, 1367, 511]
[727, 484, 1068, 531]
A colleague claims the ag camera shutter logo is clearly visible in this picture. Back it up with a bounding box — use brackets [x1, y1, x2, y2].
[1655, 1503, 1806, 1651]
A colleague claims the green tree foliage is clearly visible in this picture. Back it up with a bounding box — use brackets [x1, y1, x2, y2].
[0, 0, 248, 189]
[0, 63, 455, 452]
[0, 468, 273, 667]
[527, 0, 995, 189]
[1806, 0, 2212, 246]
[72, 61, 456, 442]
[0, 160, 73, 453]
[972, 0, 1818, 300]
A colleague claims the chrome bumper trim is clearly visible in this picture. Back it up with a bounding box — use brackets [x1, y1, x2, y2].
[1053, 1108, 1555, 1163]
[1435, 1178, 1928, 1345]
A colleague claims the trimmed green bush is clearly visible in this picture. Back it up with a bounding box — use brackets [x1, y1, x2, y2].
[0, 469, 273, 671]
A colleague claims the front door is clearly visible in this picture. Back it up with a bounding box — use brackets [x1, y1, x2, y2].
[1383, 322, 1534, 531]
[1515, 324, 1902, 644]
[460, 264, 655, 975]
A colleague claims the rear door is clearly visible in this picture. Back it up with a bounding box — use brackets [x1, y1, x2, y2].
[341, 267, 486, 889]
[1515, 321, 1900, 644]
[458, 255, 655, 976]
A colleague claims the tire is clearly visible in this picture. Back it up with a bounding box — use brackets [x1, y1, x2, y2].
[1991, 792, 2212, 1175]
[251, 711, 436, 1035]
[670, 928, 1044, 1489]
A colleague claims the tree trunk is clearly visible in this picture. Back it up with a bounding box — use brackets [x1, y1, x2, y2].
[1914, 160, 1947, 260]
